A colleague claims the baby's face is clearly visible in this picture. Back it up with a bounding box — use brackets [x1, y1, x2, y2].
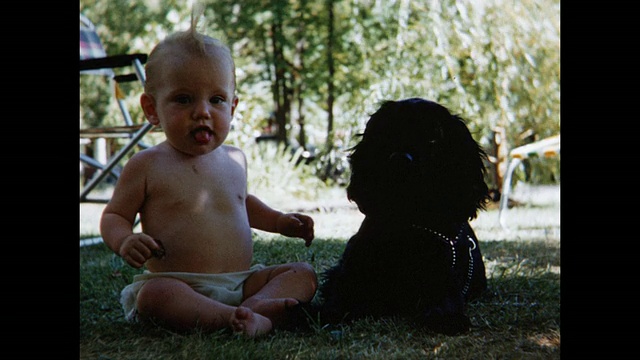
[148, 49, 237, 156]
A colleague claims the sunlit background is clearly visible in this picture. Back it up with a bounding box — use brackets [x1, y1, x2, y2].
[80, 0, 560, 241]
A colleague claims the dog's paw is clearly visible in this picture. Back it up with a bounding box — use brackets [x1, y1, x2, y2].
[274, 302, 318, 332]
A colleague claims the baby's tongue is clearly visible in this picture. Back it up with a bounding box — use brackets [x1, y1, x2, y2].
[194, 129, 212, 144]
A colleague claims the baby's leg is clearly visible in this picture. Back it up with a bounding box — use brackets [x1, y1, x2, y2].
[241, 262, 318, 326]
[241, 298, 301, 326]
[136, 277, 272, 336]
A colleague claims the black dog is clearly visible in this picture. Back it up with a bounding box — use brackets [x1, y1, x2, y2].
[309, 98, 491, 335]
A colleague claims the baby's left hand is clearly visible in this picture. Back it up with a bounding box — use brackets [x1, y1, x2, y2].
[276, 213, 314, 246]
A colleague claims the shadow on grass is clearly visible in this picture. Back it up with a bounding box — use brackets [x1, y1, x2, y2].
[80, 236, 560, 359]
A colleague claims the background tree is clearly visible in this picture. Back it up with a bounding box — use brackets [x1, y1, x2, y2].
[80, 0, 560, 191]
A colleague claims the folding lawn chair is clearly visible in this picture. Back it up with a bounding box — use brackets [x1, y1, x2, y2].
[498, 134, 560, 229]
[80, 13, 158, 204]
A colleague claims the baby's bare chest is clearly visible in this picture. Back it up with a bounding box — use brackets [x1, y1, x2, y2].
[147, 160, 247, 213]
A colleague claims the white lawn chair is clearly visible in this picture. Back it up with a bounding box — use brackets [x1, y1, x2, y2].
[498, 135, 560, 228]
[80, 14, 157, 204]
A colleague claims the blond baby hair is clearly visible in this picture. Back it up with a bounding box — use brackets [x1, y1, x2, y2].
[143, 1, 236, 95]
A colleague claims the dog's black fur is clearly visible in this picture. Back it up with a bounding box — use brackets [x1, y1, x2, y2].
[298, 98, 491, 335]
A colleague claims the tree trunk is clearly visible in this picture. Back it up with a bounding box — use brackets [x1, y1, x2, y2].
[294, 1, 307, 150]
[295, 49, 306, 149]
[488, 126, 509, 194]
[325, 0, 335, 152]
[271, 21, 289, 145]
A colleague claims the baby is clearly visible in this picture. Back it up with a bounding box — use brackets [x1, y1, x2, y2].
[100, 10, 317, 337]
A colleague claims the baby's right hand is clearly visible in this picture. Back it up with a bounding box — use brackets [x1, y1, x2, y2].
[118, 233, 163, 268]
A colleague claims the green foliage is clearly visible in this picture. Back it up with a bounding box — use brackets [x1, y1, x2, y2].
[80, 0, 560, 188]
[311, 145, 351, 186]
[513, 156, 561, 186]
[244, 141, 329, 203]
[80, 0, 189, 135]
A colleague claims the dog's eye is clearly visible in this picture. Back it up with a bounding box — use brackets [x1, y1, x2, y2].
[389, 152, 413, 163]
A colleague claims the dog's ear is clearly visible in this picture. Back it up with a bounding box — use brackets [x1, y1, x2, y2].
[442, 115, 491, 220]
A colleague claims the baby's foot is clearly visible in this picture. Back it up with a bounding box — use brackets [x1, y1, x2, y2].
[243, 298, 300, 327]
[230, 306, 273, 337]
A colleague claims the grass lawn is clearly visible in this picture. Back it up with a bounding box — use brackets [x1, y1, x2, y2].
[80, 183, 560, 359]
